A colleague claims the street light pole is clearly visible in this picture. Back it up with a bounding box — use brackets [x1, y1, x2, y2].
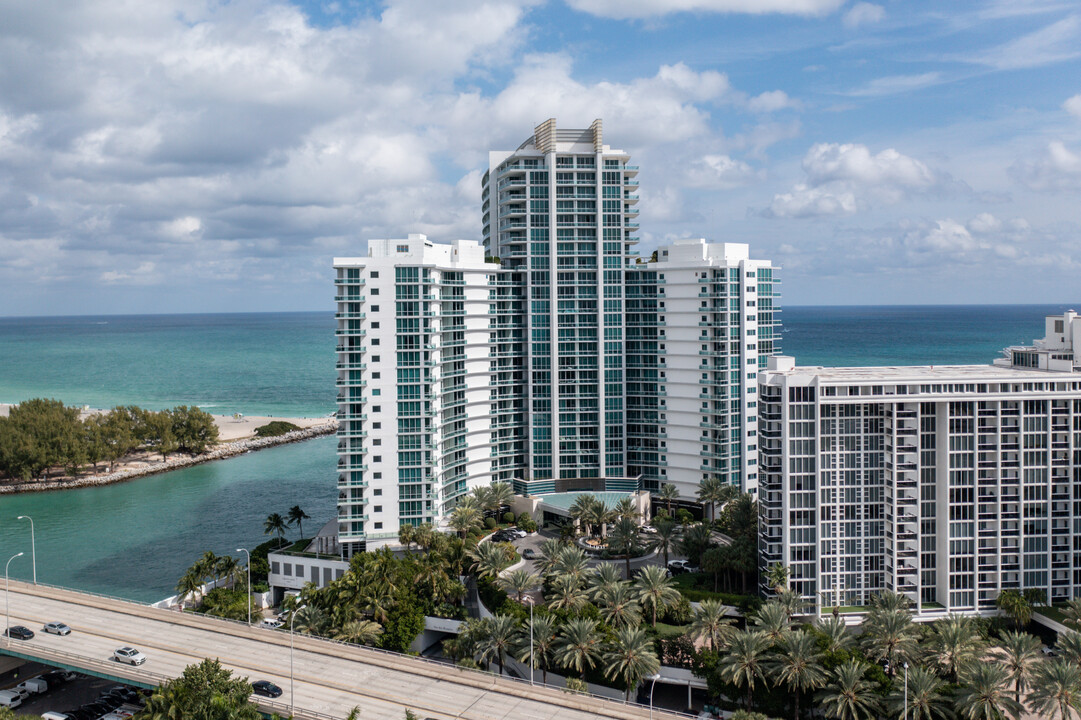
[236, 548, 251, 626]
[903, 661, 909, 720]
[16, 516, 35, 584]
[290, 604, 307, 718]
[5, 552, 24, 646]
[523, 596, 535, 686]
[648, 673, 661, 720]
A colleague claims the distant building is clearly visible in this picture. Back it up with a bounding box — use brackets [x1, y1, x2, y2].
[333, 119, 779, 556]
[758, 312, 1081, 618]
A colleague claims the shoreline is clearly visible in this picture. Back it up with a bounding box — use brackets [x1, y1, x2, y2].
[0, 403, 337, 494]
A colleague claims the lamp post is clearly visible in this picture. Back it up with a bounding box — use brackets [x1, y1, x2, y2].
[523, 596, 535, 686]
[5, 552, 24, 646]
[648, 673, 661, 720]
[290, 604, 307, 718]
[236, 548, 251, 626]
[903, 662, 909, 720]
[16, 516, 35, 584]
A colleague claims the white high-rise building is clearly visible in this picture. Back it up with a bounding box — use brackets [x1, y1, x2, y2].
[334, 120, 779, 554]
[758, 312, 1081, 617]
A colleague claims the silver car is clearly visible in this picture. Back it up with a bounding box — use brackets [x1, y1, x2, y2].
[43, 621, 72, 635]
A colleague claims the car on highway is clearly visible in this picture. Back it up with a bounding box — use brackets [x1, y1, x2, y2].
[113, 647, 147, 665]
[251, 680, 283, 698]
[3, 625, 34, 640]
[43, 621, 73, 635]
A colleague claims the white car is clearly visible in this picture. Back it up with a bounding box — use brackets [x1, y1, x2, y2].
[15, 678, 47, 695]
[639, 525, 658, 534]
[509, 528, 528, 539]
[260, 618, 284, 629]
[43, 621, 72, 635]
[113, 647, 147, 665]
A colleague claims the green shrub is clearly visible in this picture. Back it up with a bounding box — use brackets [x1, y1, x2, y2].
[254, 421, 301, 438]
[660, 595, 692, 625]
[484, 517, 497, 530]
[502, 511, 516, 524]
[518, 516, 537, 533]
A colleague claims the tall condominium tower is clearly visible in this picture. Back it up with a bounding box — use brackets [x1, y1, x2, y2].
[334, 120, 778, 554]
[481, 118, 778, 492]
[758, 312, 1081, 617]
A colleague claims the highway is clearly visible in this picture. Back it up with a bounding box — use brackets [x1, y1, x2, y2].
[0, 581, 682, 720]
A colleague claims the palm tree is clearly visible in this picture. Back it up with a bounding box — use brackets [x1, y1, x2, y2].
[1063, 597, 1081, 631]
[689, 599, 734, 651]
[652, 520, 679, 568]
[634, 565, 681, 626]
[477, 614, 520, 676]
[999, 629, 1042, 706]
[995, 589, 1033, 630]
[608, 515, 640, 579]
[569, 494, 598, 537]
[752, 601, 792, 644]
[263, 512, 288, 544]
[547, 574, 588, 612]
[884, 665, 952, 720]
[718, 628, 772, 710]
[1029, 659, 1081, 720]
[449, 505, 482, 539]
[293, 605, 330, 636]
[861, 606, 919, 677]
[584, 499, 612, 539]
[516, 613, 558, 685]
[657, 483, 680, 515]
[552, 546, 589, 584]
[766, 563, 790, 594]
[214, 555, 242, 589]
[586, 564, 623, 602]
[358, 583, 396, 624]
[287, 505, 310, 538]
[1056, 630, 1081, 666]
[175, 569, 203, 609]
[603, 626, 661, 701]
[814, 614, 854, 653]
[471, 485, 493, 513]
[597, 582, 643, 630]
[194, 550, 219, 582]
[487, 482, 515, 517]
[770, 630, 827, 720]
[817, 660, 880, 720]
[955, 663, 1024, 720]
[697, 476, 726, 523]
[335, 619, 383, 646]
[614, 496, 639, 522]
[468, 541, 509, 579]
[499, 569, 540, 603]
[556, 618, 604, 680]
[776, 589, 805, 619]
[929, 613, 984, 683]
[536, 538, 566, 578]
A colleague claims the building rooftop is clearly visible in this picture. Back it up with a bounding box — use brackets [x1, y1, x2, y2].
[771, 364, 1079, 383]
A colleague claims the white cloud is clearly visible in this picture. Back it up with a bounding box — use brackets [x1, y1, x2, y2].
[842, 2, 885, 28]
[1010, 140, 1081, 190]
[847, 72, 941, 97]
[100, 261, 159, 285]
[686, 154, 761, 188]
[765, 142, 939, 217]
[767, 184, 857, 218]
[1065, 94, 1081, 119]
[962, 15, 1081, 70]
[564, 0, 845, 20]
[746, 90, 801, 113]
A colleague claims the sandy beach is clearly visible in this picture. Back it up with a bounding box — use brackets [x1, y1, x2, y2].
[0, 402, 337, 493]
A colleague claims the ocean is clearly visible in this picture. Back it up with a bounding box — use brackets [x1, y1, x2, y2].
[0, 304, 1075, 600]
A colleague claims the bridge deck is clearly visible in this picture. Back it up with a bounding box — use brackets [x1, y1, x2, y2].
[1, 581, 682, 720]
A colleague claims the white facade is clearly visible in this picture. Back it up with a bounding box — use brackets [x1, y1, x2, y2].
[759, 318, 1081, 617]
[334, 235, 503, 552]
[334, 121, 781, 554]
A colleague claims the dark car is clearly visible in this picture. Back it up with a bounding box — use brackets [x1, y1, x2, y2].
[3, 625, 34, 640]
[80, 702, 112, 717]
[63, 709, 94, 720]
[251, 681, 283, 698]
[44, 670, 78, 684]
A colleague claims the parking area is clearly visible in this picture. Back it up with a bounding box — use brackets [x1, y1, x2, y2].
[0, 659, 145, 719]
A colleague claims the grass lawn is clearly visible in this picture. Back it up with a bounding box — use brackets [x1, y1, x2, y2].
[653, 622, 691, 639]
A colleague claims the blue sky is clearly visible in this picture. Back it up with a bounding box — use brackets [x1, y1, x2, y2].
[0, 0, 1078, 315]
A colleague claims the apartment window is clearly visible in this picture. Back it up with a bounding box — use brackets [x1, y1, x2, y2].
[370, 271, 379, 278]
[372, 338, 380, 345]
[374, 488, 382, 495]
[374, 522, 382, 529]
[372, 355, 380, 362]
[373, 439, 381, 446]
[373, 455, 382, 462]
[397, 245, 408, 253]
[373, 472, 382, 479]
[371, 305, 379, 312]
[373, 405, 381, 412]
[371, 289, 379, 295]
[372, 322, 380, 329]
[374, 506, 382, 512]
[372, 372, 380, 379]
[373, 422, 381, 429]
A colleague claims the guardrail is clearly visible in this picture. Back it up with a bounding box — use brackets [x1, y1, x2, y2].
[10, 579, 693, 720]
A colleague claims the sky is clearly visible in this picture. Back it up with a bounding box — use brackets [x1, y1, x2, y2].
[0, 0, 1079, 316]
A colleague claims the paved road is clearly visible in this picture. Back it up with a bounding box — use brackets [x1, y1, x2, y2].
[1, 581, 683, 720]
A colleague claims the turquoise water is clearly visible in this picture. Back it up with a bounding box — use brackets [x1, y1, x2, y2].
[0, 436, 336, 602]
[0, 312, 335, 417]
[0, 304, 1076, 601]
